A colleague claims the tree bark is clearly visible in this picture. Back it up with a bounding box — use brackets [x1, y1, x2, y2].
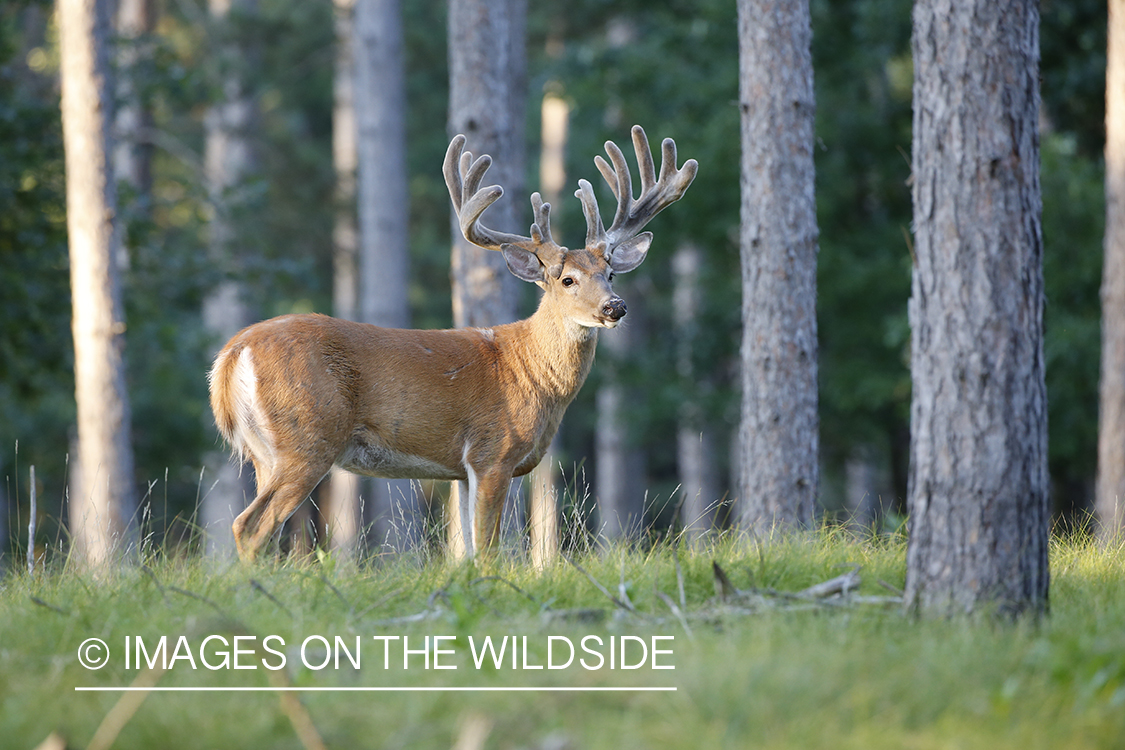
[446, 0, 527, 558]
[59, 0, 137, 568]
[527, 92, 568, 568]
[324, 0, 363, 560]
[200, 0, 256, 557]
[1098, 0, 1125, 540]
[447, 0, 526, 329]
[905, 0, 1049, 617]
[354, 0, 419, 555]
[735, 0, 819, 533]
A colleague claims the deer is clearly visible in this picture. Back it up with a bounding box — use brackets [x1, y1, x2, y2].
[208, 125, 697, 562]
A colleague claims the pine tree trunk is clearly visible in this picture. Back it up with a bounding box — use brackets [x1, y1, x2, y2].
[59, 0, 137, 568]
[1098, 0, 1125, 540]
[735, 0, 819, 533]
[447, 0, 525, 329]
[527, 93, 568, 568]
[354, 0, 418, 554]
[323, 0, 362, 560]
[905, 0, 1049, 617]
[200, 0, 256, 557]
[446, 0, 527, 558]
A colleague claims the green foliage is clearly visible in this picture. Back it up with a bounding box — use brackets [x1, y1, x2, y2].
[812, 0, 913, 469]
[0, 2, 75, 522]
[1041, 133, 1104, 511]
[1, 536, 1123, 748]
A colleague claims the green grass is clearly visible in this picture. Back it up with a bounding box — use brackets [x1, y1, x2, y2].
[2, 531, 1123, 749]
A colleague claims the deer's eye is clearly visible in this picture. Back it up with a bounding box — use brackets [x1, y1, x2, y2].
[561, 276, 576, 288]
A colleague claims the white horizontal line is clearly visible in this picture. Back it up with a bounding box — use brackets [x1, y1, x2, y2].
[75, 686, 676, 693]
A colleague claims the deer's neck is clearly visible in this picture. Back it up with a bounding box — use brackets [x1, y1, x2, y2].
[504, 295, 598, 403]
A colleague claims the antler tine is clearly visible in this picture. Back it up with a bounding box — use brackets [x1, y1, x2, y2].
[575, 179, 608, 253]
[580, 125, 699, 255]
[444, 134, 536, 252]
[632, 124, 658, 194]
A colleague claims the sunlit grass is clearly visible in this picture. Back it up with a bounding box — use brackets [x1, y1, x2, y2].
[1, 531, 1122, 749]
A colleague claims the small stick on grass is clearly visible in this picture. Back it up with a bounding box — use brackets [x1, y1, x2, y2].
[655, 588, 694, 641]
[562, 553, 635, 612]
[354, 587, 406, 620]
[878, 579, 905, 596]
[250, 579, 292, 617]
[469, 575, 542, 607]
[618, 559, 635, 612]
[712, 561, 739, 601]
[168, 585, 233, 620]
[29, 596, 68, 615]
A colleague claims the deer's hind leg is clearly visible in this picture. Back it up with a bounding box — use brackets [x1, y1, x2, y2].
[233, 454, 335, 562]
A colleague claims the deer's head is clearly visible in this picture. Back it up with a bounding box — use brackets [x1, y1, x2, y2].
[445, 125, 698, 330]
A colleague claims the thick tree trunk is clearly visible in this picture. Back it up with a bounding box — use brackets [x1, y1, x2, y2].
[447, 0, 526, 329]
[354, 0, 418, 555]
[735, 0, 819, 533]
[673, 244, 719, 543]
[60, 0, 137, 568]
[446, 0, 527, 558]
[1098, 0, 1125, 540]
[905, 0, 1049, 617]
[200, 0, 256, 557]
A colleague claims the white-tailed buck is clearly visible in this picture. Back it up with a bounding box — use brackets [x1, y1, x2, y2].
[209, 125, 697, 561]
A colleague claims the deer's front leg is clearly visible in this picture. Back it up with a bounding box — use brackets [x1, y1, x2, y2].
[473, 468, 514, 555]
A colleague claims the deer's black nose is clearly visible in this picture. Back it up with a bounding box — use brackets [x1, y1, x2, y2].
[603, 297, 627, 321]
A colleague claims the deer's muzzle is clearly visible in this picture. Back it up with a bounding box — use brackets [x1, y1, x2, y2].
[603, 297, 627, 322]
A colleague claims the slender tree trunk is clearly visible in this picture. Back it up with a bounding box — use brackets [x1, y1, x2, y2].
[201, 0, 256, 557]
[905, 0, 1049, 617]
[113, 0, 153, 199]
[446, 0, 527, 558]
[843, 446, 881, 535]
[323, 0, 363, 560]
[596, 301, 648, 542]
[527, 92, 568, 569]
[60, 0, 137, 568]
[1098, 0, 1125, 540]
[673, 244, 719, 543]
[735, 0, 819, 533]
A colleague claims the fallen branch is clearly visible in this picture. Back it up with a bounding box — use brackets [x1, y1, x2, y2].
[796, 567, 862, 599]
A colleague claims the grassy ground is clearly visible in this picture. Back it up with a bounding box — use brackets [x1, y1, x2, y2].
[1, 531, 1123, 749]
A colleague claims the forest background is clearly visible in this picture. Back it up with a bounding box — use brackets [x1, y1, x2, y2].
[0, 0, 1108, 556]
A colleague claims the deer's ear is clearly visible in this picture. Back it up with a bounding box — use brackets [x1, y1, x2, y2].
[608, 232, 652, 274]
[502, 244, 545, 283]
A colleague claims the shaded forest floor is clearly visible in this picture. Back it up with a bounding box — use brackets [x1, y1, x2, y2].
[1, 531, 1123, 749]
